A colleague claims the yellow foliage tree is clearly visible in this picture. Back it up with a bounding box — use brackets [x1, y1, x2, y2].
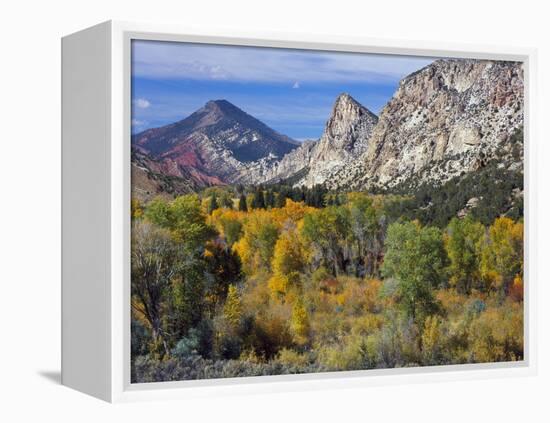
[290, 297, 310, 346]
[131, 198, 143, 219]
[268, 229, 307, 298]
[422, 315, 442, 363]
[232, 210, 279, 275]
[480, 217, 523, 290]
[272, 199, 314, 226]
[223, 285, 242, 328]
[272, 230, 306, 276]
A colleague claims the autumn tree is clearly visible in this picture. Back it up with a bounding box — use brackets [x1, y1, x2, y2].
[480, 217, 523, 291]
[509, 274, 524, 302]
[268, 229, 306, 297]
[223, 284, 242, 328]
[131, 198, 143, 219]
[445, 216, 485, 294]
[421, 316, 444, 364]
[272, 230, 306, 276]
[290, 297, 310, 346]
[233, 212, 279, 274]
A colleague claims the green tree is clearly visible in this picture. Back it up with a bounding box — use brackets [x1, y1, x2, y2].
[131, 220, 178, 356]
[220, 217, 243, 247]
[257, 221, 279, 268]
[146, 195, 215, 254]
[171, 262, 205, 341]
[445, 216, 485, 293]
[220, 192, 234, 209]
[275, 188, 289, 208]
[238, 193, 248, 212]
[204, 242, 243, 313]
[208, 194, 219, 215]
[144, 197, 171, 227]
[252, 187, 266, 209]
[265, 189, 275, 208]
[381, 221, 448, 322]
[348, 194, 383, 276]
[300, 206, 351, 275]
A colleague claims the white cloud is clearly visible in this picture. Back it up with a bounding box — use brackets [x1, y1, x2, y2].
[292, 81, 300, 89]
[131, 40, 434, 84]
[133, 98, 151, 109]
[131, 119, 147, 126]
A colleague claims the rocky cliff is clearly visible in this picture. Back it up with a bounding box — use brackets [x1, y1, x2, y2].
[304, 93, 378, 186]
[234, 93, 378, 186]
[330, 59, 524, 190]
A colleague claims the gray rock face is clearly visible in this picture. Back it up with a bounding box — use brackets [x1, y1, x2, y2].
[233, 140, 317, 185]
[235, 93, 378, 187]
[304, 93, 378, 186]
[330, 59, 524, 190]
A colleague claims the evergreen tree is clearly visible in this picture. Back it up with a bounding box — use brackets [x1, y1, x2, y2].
[220, 192, 234, 209]
[208, 194, 219, 214]
[265, 189, 275, 208]
[276, 189, 288, 208]
[238, 193, 248, 212]
[252, 187, 266, 209]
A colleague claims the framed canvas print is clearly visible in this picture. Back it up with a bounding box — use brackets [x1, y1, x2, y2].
[62, 21, 537, 402]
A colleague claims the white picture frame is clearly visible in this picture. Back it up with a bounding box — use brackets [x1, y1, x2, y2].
[61, 20, 538, 403]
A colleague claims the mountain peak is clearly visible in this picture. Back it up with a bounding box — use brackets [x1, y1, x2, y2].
[331, 92, 377, 121]
[205, 99, 236, 111]
[302, 93, 379, 186]
[325, 93, 378, 141]
[201, 99, 245, 119]
[132, 98, 299, 178]
[334, 92, 355, 104]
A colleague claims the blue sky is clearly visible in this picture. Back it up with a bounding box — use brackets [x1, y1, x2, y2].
[131, 40, 434, 140]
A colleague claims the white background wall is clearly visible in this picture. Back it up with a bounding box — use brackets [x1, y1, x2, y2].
[1, 0, 548, 420]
